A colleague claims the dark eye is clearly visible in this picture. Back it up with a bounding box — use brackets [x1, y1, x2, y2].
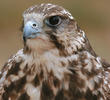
[45, 16, 61, 27]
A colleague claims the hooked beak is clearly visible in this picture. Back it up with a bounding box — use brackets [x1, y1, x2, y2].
[23, 21, 41, 41]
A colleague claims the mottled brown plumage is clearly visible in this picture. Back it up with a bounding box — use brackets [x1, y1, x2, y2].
[0, 3, 110, 100]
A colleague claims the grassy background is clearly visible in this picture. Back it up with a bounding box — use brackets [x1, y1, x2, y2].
[0, 0, 110, 67]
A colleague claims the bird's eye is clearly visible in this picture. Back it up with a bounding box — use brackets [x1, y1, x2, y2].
[45, 16, 61, 27]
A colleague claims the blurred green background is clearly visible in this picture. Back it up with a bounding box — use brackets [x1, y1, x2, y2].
[0, 0, 110, 67]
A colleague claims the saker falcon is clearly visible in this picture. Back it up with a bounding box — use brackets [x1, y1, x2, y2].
[0, 3, 110, 100]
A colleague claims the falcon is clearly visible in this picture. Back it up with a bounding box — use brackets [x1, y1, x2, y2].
[0, 3, 110, 100]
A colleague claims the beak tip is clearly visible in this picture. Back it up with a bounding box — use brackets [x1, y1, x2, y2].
[23, 35, 26, 42]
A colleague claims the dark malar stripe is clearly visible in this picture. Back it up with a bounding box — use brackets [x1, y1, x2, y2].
[45, 30, 64, 50]
[49, 34, 64, 50]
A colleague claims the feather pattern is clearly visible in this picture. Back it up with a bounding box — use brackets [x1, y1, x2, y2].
[0, 3, 110, 100]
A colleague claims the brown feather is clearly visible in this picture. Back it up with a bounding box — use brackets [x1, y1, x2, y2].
[0, 3, 110, 100]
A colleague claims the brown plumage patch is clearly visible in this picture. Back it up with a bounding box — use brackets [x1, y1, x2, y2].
[39, 70, 44, 80]
[3, 83, 15, 100]
[53, 77, 60, 88]
[15, 76, 26, 92]
[18, 92, 30, 100]
[85, 89, 99, 100]
[0, 3, 110, 100]
[41, 81, 54, 100]
[33, 74, 40, 87]
[6, 62, 21, 77]
[2, 76, 26, 100]
[55, 89, 67, 100]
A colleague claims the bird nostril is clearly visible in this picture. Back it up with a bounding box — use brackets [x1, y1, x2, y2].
[33, 24, 36, 27]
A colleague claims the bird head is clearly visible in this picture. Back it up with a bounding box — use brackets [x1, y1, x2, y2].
[22, 3, 85, 55]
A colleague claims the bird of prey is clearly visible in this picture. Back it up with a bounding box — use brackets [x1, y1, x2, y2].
[0, 3, 110, 100]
